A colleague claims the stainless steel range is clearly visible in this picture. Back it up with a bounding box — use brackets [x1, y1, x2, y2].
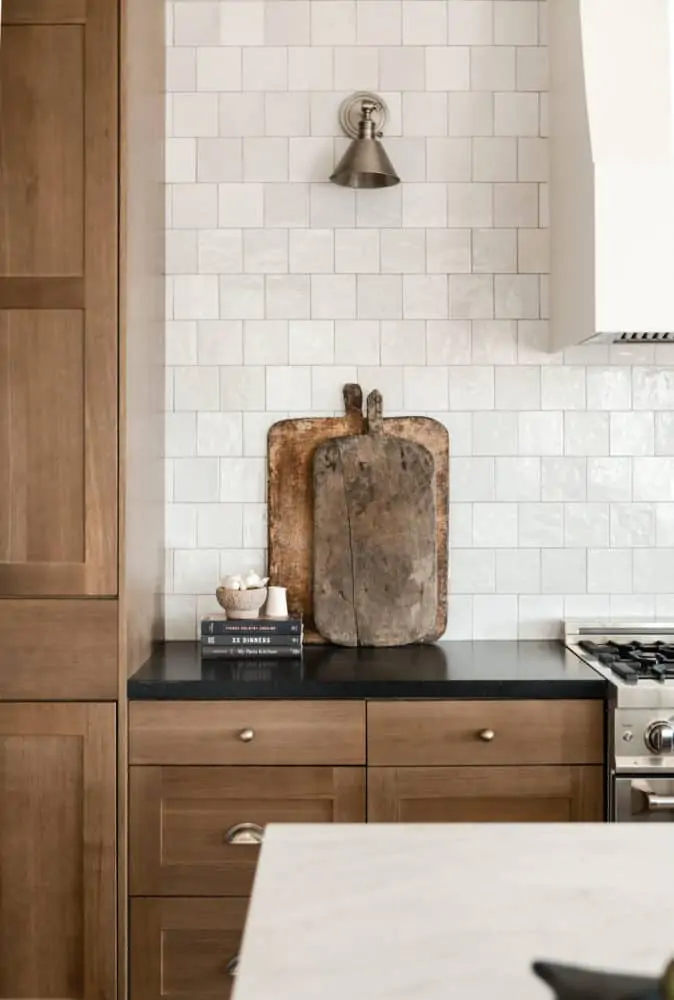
[565, 619, 674, 823]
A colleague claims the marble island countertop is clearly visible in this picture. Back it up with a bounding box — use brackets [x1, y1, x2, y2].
[235, 824, 674, 1000]
[128, 640, 608, 699]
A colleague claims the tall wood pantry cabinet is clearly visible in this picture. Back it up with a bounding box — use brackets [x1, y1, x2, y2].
[0, 1, 165, 999]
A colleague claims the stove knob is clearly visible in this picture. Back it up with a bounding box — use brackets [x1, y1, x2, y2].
[645, 721, 674, 754]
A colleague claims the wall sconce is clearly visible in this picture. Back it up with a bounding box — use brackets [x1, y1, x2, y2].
[330, 92, 400, 189]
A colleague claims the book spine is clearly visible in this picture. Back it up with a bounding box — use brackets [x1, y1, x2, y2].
[201, 620, 302, 636]
[200, 645, 302, 659]
[202, 634, 301, 647]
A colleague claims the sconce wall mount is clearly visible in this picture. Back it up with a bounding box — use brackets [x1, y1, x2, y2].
[330, 92, 400, 190]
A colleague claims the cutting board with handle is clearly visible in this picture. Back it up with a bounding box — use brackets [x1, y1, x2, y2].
[268, 384, 449, 643]
[268, 384, 365, 642]
[313, 391, 438, 647]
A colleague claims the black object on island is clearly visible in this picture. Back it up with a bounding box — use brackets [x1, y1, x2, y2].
[533, 959, 674, 1000]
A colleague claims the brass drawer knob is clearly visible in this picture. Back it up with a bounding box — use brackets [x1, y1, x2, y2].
[238, 728, 255, 742]
[224, 822, 264, 846]
[478, 728, 495, 742]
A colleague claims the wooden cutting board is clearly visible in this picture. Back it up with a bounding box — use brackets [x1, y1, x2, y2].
[267, 384, 449, 643]
[268, 384, 365, 642]
[313, 391, 437, 647]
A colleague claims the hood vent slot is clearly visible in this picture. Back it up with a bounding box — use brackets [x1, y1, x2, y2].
[614, 332, 674, 344]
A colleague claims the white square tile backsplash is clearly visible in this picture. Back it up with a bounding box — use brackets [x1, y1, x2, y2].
[165, 0, 674, 639]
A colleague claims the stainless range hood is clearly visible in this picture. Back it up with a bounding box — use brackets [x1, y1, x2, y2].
[550, 0, 674, 348]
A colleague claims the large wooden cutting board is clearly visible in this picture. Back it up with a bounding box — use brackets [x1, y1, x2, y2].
[267, 384, 449, 643]
[313, 391, 438, 647]
[268, 385, 365, 642]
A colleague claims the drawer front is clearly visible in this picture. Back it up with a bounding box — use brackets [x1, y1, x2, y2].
[367, 700, 604, 766]
[129, 701, 366, 765]
[130, 765, 366, 895]
[130, 897, 247, 1000]
[368, 766, 605, 823]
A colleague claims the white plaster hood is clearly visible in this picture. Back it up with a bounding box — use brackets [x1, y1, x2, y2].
[550, 0, 674, 348]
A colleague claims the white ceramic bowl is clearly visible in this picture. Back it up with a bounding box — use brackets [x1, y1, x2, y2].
[215, 586, 268, 620]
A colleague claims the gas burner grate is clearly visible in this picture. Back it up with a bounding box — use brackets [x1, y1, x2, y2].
[579, 639, 674, 683]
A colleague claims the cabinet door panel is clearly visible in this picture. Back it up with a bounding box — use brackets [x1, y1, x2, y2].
[0, 312, 85, 568]
[131, 898, 247, 1000]
[130, 766, 366, 895]
[0, 23, 83, 276]
[0, 703, 116, 1000]
[0, 0, 117, 596]
[368, 766, 604, 823]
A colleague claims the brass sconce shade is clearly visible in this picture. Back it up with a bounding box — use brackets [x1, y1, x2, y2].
[330, 92, 400, 189]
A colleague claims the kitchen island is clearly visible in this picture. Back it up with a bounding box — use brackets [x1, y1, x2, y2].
[235, 824, 674, 1000]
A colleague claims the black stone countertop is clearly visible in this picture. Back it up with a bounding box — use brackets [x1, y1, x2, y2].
[128, 640, 610, 700]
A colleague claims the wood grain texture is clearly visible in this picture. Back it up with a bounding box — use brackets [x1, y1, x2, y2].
[83, 0, 119, 595]
[268, 384, 364, 642]
[0, 277, 84, 309]
[118, 6, 165, 993]
[367, 766, 605, 823]
[0, 23, 84, 276]
[384, 414, 448, 637]
[268, 384, 449, 643]
[0, 598, 117, 699]
[0, 312, 85, 566]
[314, 391, 437, 647]
[129, 766, 365, 896]
[118, 0, 165, 983]
[118, 0, 165, 679]
[0, 0, 118, 597]
[129, 701, 366, 766]
[117, 698, 130, 1000]
[2, 0, 86, 24]
[130, 898, 248, 1000]
[0, 703, 116, 1000]
[367, 700, 604, 767]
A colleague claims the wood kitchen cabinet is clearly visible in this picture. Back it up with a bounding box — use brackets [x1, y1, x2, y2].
[130, 898, 248, 1000]
[128, 704, 366, 1000]
[0, 0, 118, 599]
[366, 699, 605, 823]
[0, 0, 164, 997]
[368, 765, 605, 823]
[0, 0, 164, 688]
[0, 703, 117, 1000]
[130, 765, 366, 896]
[127, 697, 605, 1000]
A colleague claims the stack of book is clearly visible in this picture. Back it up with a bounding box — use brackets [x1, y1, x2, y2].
[200, 614, 303, 659]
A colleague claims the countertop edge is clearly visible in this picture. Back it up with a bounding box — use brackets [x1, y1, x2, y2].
[127, 675, 610, 703]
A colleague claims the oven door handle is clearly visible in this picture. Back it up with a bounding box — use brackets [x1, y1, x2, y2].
[645, 792, 674, 812]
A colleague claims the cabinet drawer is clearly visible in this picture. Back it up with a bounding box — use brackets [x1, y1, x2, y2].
[129, 701, 365, 765]
[130, 897, 247, 1000]
[368, 765, 605, 822]
[130, 765, 366, 896]
[367, 700, 604, 766]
